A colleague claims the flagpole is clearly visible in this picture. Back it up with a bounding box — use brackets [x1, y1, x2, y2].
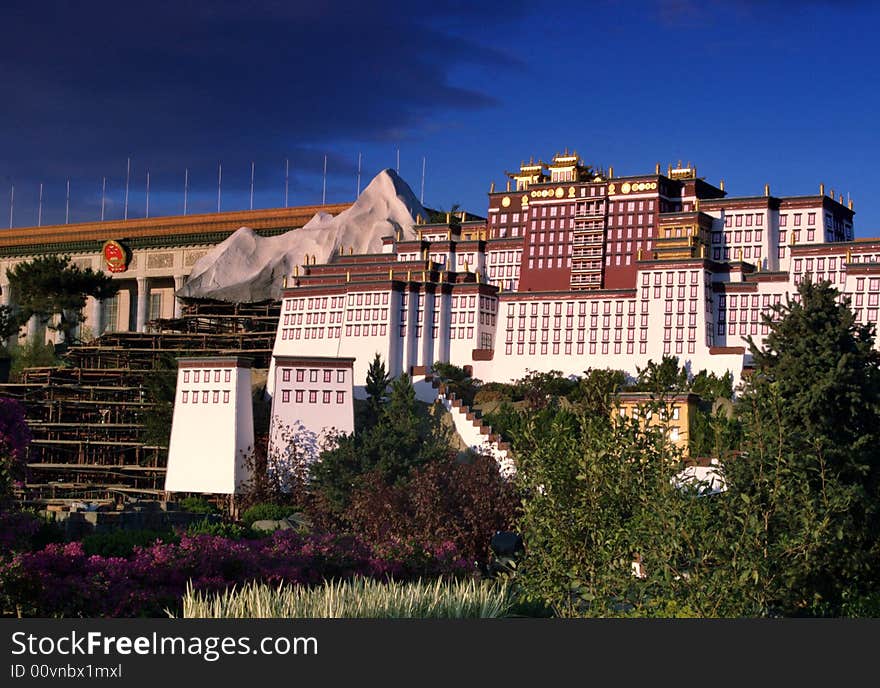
[284, 158, 289, 208]
[124, 156, 131, 220]
[184, 168, 189, 216]
[249, 161, 255, 210]
[146, 171, 151, 218]
[396, 147, 400, 173]
[65, 178, 70, 224]
[420, 156, 426, 205]
[101, 177, 106, 221]
[217, 161, 222, 212]
[322, 155, 327, 206]
[37, 183, 43, 226]
[8, 185, 13, 229]
[357, 152, 362, 197]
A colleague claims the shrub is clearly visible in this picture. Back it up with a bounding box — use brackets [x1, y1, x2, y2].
[186, 519, 249, 539]
[344, 454, 519, 564]
[10, 340, 64, 380]
[81, 529, 179, 558]
[0, 531, 474, 617]
[240, 503, 297, 528]
[178, 496, 219, 515]
[176, 577, 512, 619]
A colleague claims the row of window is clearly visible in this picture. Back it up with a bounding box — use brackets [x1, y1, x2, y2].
[182, 369, 232, 384]
[280, 368, 346, 384]
[506, 328, 636, 343]
[778, 213, 816, 227]
[507, 300, 635, 317]
[712, 246, 762, 261]
[724, 214, 765, 227]
[641, 286, 703, 301]
[279, 389, 346, 405]
[502, 340, 703, 357]
[712, 230, 764, 244]
[181, 390, 231, 404]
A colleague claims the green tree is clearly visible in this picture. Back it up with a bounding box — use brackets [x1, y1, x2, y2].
[363, 353, 391, 426]
[310, 372, 450, 513]
[722, 278, 880, 615]
[634, 355, 689, 395]
[515, 409, 720, 617]
[6, 255, 119, 346]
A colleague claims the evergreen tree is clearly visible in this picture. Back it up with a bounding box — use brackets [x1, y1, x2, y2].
[6, 255, 118, 345]
[363, 352, 391, 426]
[724, 278, 880, 615]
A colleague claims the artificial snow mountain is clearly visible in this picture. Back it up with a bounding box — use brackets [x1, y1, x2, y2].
[178, 168, 426, 303]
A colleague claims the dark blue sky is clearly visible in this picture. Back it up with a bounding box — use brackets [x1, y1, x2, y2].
[2, 0, 879, 233]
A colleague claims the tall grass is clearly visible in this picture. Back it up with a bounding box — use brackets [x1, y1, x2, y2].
[174, 578, 512, 618]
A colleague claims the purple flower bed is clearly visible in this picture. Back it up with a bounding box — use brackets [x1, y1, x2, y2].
[0, 531, 473, 617]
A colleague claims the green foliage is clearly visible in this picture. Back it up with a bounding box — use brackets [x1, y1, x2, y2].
[569, 367, 627, 417]
[363, 352, 391, 428]
[633, 355, 689, 394]
[432, 361, 481, 407]
[9, 340, 64, 380]
[6, 254, 119, 345]
[178, 496, 218, 515]
[515, 369, 578, 409]
[690, 370, 734, 401]
[514, 409, 723, 617]
[177, 578, 512, 619]
[240, 502, 298, 528]
[186, 518, 249, 539]
[141, 355, 177, 448]
[721, 278, 880, 616]
[311, 372, 451, 513]
[81, 529, 179, 558]
[0, 304, 18, 344]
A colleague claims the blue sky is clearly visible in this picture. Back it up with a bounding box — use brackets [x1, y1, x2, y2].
[2, 0, 878, 233]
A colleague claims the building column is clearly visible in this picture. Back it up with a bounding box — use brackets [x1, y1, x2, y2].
[90, 296, 103, 338]
[136, 278, 149, 332]
[173, 275, 186, 319]
[26, 315, 39, 342]
[0, 283, 9, 307]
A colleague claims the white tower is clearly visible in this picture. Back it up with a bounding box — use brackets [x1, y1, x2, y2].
[165, 356, 255, 494]
[268, 355, 355, 465]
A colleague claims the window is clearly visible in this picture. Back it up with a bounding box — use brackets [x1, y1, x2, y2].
[213, 390, 219, 404]
[310, 370, 318, 382]
[181, 391, 188, 403]
[323, 391, 331, 404]
[296, 369, 304, 382]
[337, 370, 345, 383]
[337, 391, 345, 404]
[309, 390, 317, 404]
[193, 370, 200, 383]
[183, 371, 190, 383]
[224, 370, 231, 383]
[202, 391, 209, 404]
[223, 390, 229, 403]
[149, 292, 162, 321]
[282, 390, 290, 403]
[295, 390, 303, 403]
[323, 370, 332, 383]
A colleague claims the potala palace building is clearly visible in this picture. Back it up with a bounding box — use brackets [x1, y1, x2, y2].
[267, 154, 867, 391]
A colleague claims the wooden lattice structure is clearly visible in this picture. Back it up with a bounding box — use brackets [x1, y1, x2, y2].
[1, 299, 280, 506]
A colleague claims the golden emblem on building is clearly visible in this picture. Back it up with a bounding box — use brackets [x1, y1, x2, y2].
[621, 182, 632, 194]
[501, 196, 511, 207]
[555, 187, 564, 198]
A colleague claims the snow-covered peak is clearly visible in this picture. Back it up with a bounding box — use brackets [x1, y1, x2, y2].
[178, 169, 425, 303]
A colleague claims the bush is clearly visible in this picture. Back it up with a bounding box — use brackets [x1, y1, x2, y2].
[240, 503, 297, 528]
[186, 519, 249, 540]
[10, 340, 64, 380]
[176, 577, 512, 619]
[0, 531, 474, 617]
[344, 454, 519, 564]
[178, 496, 219, 515]
[81, 529, 179, 558]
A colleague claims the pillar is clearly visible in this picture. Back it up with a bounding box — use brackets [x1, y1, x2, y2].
[136, 278, 149, 332]
[173, 275, 186, 319]
[90, 296, 103, 338]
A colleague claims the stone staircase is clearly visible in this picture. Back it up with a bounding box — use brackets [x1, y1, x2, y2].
[412, 371, 515, 477]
